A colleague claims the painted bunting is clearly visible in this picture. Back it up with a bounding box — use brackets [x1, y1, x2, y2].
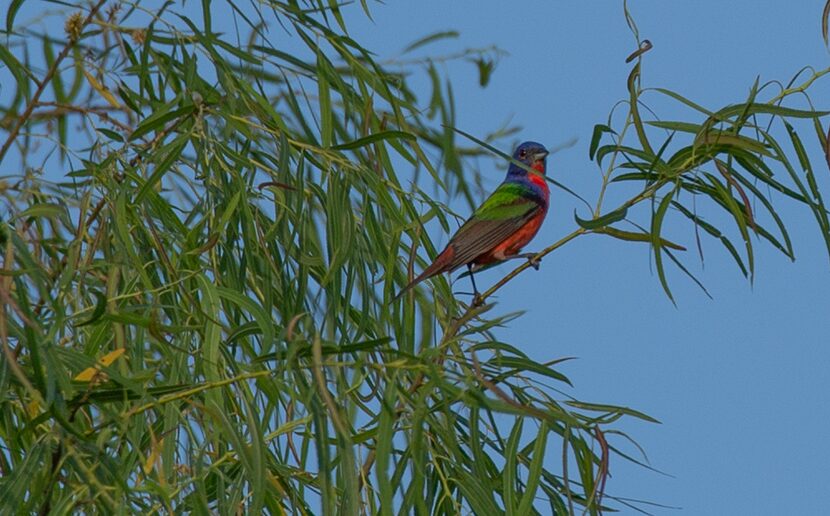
[394, 141, 550, 301]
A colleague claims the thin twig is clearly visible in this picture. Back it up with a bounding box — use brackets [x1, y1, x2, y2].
[311, 335, 349, 437]
[582, 425, 610, 515]
[84, 114, 189, 229]
[0, 237, 39, 392]
[30, 102, 132, 132]
[715, 159, 757, 232]
[563, 424, 574, 514]
[595, 426, 610, 510]
[0, 0, 108, 163]
[120, 371, 270, 420]
[768, 66, 830, 104]
[470, 352, 550, 421]
[474, 229, 586, 307]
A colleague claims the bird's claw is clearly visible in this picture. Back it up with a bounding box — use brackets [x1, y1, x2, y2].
[472, 292, 484, 307]
[527, 255, 541, 270]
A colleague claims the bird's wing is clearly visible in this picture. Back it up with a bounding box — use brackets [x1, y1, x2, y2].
[445, 183, 544, 269]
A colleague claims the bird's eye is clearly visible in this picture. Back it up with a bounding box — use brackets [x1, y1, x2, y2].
[519, 149, 526, 158]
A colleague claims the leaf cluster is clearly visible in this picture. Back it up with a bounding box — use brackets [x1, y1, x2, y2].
[0, 1, 645, 514]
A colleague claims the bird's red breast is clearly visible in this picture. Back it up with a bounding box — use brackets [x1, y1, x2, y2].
[528, 163, 549, 196]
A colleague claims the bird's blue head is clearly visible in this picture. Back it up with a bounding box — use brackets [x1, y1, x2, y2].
[507, 141, 549, 178]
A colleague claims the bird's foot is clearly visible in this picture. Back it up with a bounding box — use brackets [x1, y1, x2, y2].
[472, 292, 484, 307]
[518, 253, 541, 270]
[528, 256, 541, 270]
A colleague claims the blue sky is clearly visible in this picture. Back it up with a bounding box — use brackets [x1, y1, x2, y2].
[345, 1, 830, 513]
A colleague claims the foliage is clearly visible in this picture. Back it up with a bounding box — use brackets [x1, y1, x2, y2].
[0, 1, 828, 514]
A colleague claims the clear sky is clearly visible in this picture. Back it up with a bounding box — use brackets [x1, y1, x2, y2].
[344, 1, 830, 514]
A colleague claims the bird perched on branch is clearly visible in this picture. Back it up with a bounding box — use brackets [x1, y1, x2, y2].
[394, 141, 550, 303]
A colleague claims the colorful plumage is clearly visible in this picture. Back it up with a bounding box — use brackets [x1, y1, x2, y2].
[394, 141, 550, 301]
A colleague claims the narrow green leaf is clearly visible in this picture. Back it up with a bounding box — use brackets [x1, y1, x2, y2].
[574, 206, 628, 230]
[376, 381, 396, 516]
[474, 57, 494, 87]
[517, 421, 548, 515]
[651, 190, 676, 303]
[454, 468, 503, 515]
[695, 132, 772, 157]
[589, 124, 614, 160]
[785, 122, 822, 200]
[317, 53, 333, 147]
[66, 47, 84, 102]
[331, 130, 416, 150]
[75, 290, 107, 327]
[714, 103, 829, 120]
[565, 401, 660, 423]
[664, 247, 713, 299]
[493, 356, 573, 386]
[130, 104, 194, 141]
[672, 201, 749, 277]
[201, 0, 212, 33]
[595, 144, 662, 170]
[503, 418, 523, 515]
[5, 0, 23, 33]
[215, 286, 275, 349]
[627, 62, 654, 155]
[96, 128, 124, 142]
[0, 439, 48, 509]
[594, 226, 686, 251]
[403, 30, 459, 53]
[728, 166, 794, 258]
[645, 120, 701, 133]
[327, 0, 348, 32]
[12, 203, 65, 221]
[0, 44, 29, 95]
[134, 132, 188, 203]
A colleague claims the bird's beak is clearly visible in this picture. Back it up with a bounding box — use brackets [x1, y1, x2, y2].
[533, 150, 549, 161]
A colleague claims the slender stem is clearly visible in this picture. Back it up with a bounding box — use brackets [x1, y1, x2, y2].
[594, 113, 633, 217]
[27, 101, 132, 132]
[563, 424, 574, 514]
[0, 237, 39, 396]
[0, 0, 108, 163]
[476, 228, 586, 305]
[769, 66, 830, 104]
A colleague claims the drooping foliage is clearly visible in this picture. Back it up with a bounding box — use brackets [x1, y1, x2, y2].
[1, 1, 829, 514]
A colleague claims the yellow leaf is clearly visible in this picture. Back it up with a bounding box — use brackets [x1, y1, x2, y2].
[74, 367, 100, 382]
[26, 398, 40, 418]
[143, 437, 162, 474]
[98, 347, 126, 366]
[82, 68, 122, 109]
[73, 348, 126, 382]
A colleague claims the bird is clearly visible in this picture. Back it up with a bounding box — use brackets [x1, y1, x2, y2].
[393, 141, 550, 303]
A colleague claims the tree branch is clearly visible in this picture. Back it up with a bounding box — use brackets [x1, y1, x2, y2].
[0, 0, 108, 163]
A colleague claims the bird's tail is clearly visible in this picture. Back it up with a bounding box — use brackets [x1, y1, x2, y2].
[390, 271, 429, 303]
[390, 264, 443, 303]
[390, 247, 456, 302]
